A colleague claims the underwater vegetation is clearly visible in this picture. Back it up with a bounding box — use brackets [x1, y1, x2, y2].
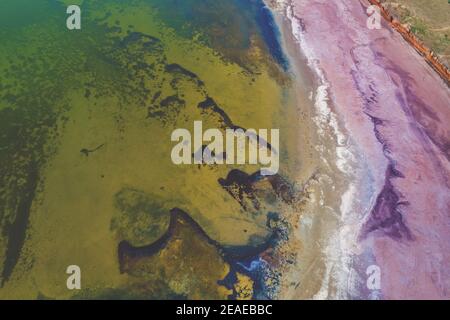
[0, 0, 298, 299]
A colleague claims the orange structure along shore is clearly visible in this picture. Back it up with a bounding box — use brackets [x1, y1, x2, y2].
[367, 0, 450, 85]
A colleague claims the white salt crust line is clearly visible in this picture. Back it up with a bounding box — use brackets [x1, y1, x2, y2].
[284, 1, 363, 299]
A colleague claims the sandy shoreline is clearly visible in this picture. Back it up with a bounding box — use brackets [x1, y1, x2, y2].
[266, 0, 362, 299]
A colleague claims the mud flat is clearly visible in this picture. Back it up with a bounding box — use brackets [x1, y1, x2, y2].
[268, 0, 450, 299]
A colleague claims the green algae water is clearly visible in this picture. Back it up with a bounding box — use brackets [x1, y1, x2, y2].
[0, 0, 300, 299]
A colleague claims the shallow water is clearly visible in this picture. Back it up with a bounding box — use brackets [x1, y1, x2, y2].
[0, 0, 302, 299]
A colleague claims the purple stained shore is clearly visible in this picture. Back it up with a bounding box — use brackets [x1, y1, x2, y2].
[282, 0, 450, 299]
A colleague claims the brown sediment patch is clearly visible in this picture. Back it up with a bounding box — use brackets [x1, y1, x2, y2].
[218, 170, 261, 212]
[118, 207, 275, 275]
[196, 97, 274, 152]
[218, 169, 295, 212]
[116, 206, 283, 298]
[365, 0, 450, 85]
[265, 174, 296, 204]
[197, 97, 235, 129]
[118, 208, 235, 299]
